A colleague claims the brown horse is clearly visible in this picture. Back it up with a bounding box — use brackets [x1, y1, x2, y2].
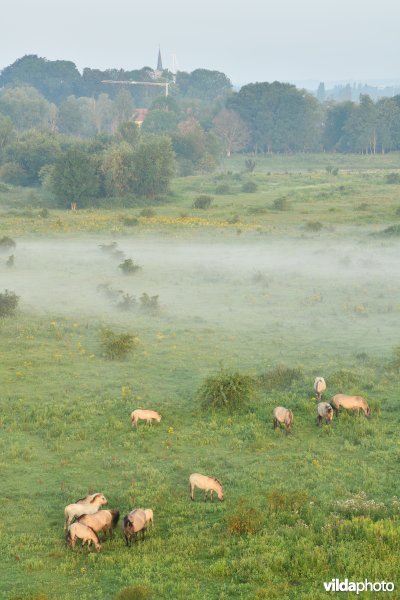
[189, 473, 224, 502]
[122, 509, 147, 546]
[64, 493, 108, 530]
[66, 522, 101, 552]
[78, 510, 120, 539]
[273, 406, 294, 433]
[330, 394, 370, 417]
[317, 402, 334, 425]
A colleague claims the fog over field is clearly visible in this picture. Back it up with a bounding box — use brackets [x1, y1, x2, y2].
[2, 235, 399, 361]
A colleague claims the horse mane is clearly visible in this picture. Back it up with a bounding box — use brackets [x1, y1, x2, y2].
[75, 496, 86, 503]
[90, 494, 101, 503]
[212, 476, 223, 488]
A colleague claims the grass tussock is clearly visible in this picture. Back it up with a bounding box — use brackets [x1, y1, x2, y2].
[197, 369, 255, 412]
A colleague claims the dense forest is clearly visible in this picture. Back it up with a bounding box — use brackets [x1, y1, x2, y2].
[1, 55, 400, 206]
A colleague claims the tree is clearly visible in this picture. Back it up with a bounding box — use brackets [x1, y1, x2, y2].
[0, 86, 55, 130]
[0, 115, 14, 151]
[57, 96, 83, 135]
[116, 121, 140, 146]
[227, 82, 321, 152]
[132, 136, 175, 197]
[5, 129, 61, 185]
[50, 145, 100, 206]
[101, 142, 135, 196]
[112, 89, 135, 131]
[176, 69, 232, 103]
[0, 55, 81, 103]
[322, 101, 355, 151]
[141, 109, 179, 135]
[212, 109, 250, 156]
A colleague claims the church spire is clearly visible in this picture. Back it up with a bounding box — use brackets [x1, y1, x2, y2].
[157, 47, 163, 71]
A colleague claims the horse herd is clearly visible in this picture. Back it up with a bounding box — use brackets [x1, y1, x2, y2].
[273, 376, 371, 434]
[64, 379, 370, 552]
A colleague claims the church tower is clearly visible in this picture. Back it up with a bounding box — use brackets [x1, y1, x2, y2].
[157, 47, 163, 72]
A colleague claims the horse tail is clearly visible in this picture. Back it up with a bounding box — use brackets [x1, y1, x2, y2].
[65, 531, 71, 544]
[111, 510, 120, 528]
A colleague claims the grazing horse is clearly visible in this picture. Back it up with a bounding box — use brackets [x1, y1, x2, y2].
[330, 394, 370, 417]
[317, 402, 334, 425]
[131, 409, 162, 427]
[64, 493, 108, 530]
[122, 509, 147, 546]
[189, 473, 224, 502]
[66, 522, 101, 552]
[273, 406, 294, 433]
[314, 377, 326, 401]
[78, 510, 120, 539]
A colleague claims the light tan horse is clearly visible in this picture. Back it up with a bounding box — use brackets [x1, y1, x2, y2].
[123, 509, 147, 546]
[64, 493, 108, 530]
[314, 377, 326, 401]
[273, 406, 294, 433]
[78, 509, 120, 539]
[189, 473, 224, 502]
[66, 522, 101, 552]
[317, 402, 333, 425]
[330, 394, 370, 417]
[131, 409, 162, 427]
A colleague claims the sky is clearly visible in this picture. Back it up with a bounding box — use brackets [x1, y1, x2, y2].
[1, 0, 400, 88]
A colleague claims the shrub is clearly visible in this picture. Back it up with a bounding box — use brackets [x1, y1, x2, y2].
[121, 216, 139, 227]
[38, 208, 49, 218]
[244, 158, 256, 172]
[227, 499, 263, 535]
[193, 195, 213, 209]
[228, 214, 240, 224]
[215, 183, 231, 195]
[6, 255, 14, 268]
[380, 224, 400, 236]
[140, 293, 159, 312]
[266, 489, 309, 512]
[139, 208, 156, 217]
[114, 585, 153, 600]
[197, 369, 255, 412]
[385, 172, 400, 184]
[119, 259, 142, 275]
[272, 196, 289, 210]
[0, 236, 16, 253]
[304, 221, 323, 232]
[0, 162, 29, 186]
[241, 180, 258, 193]
[0, 290, 19, 318]
[259, 365, 303, 390]
[117, 293, 137, 311]
[100, 329, 138, 360]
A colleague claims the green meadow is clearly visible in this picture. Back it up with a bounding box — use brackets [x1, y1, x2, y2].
[0, 154, 399, 599]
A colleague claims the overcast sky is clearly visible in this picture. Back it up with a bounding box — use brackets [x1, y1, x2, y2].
[2, 0, 399, 87]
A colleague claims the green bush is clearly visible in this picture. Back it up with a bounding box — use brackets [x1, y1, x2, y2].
[117, 293, 137, 311]
[140, 293, 159, 313]
[197, 369, 255, 412]
[272, 196, 289, 210]
[266, 489, 309, 512]
[114, 585, 153, 600]
[215, 183, 231, 195]
[100, 329, 138, 360]
[0, 236, 16, 253]
[244, 158, 256, 172]
[193, 195, 213, 209]
[381, 224, 400, 236]
[259, 365, 303, 390]
[139, 208, 156, 217]
[304, 221, 323, 232]
[121, 216, 139, 227]
[227, 499, 263, 535]
[119, 259, 142, 275]
[385, 172, 400, 184]
[0, 290, 19, 318]
[241, 180, 258, 193]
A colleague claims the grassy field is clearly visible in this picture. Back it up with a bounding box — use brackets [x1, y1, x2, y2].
[0, 154, 399, 599]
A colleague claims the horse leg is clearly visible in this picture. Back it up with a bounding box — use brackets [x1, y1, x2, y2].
[273, 418, 277, 430]
[211, 490, 214, 502]
[190, 483, 194, 501]
[124, 534, 129, 547]
[204, 490, 207, 502]
[317, 415, 321, 426]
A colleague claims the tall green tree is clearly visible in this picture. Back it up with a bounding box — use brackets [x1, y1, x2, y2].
[5, 129, 61, 184]
[0, 86, 55, 130]
[132, 136, 175, 197]
[101, 142, 135, 196]
[176, 69, 232, 103]
[50, 146, 100, 206]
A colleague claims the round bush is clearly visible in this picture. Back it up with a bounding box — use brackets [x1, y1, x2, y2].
[241, 181, 258, 193]
[193, 195, 213, 209]
[114, 585, 153, 600]
[197, 369, 255, 412]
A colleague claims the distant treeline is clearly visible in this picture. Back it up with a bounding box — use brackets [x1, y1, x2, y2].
[1, 55, 400, 205]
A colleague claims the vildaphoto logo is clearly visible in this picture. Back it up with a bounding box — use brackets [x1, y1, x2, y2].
[323, 579, 395, 594]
